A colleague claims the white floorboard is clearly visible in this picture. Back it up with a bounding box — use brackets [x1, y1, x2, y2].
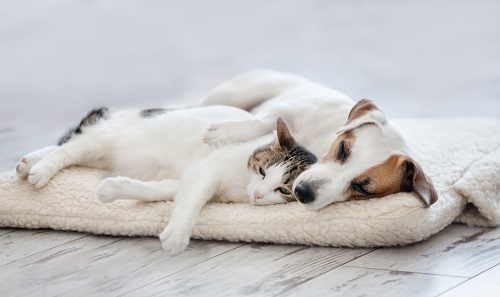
[346, 224, 500, 278]
[0, 229, 87, 266]
[439, 264, 500, 297]
[125, 245, 373, 296]
[1, 232, 243, 297]
[282, 266, 466, 297]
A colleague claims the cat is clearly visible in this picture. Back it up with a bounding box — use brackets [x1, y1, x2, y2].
[16, 105, 317, 255]
[97, 116, 317, 207]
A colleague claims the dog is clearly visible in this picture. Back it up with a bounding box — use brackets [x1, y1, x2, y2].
[202, 69, 438, 210]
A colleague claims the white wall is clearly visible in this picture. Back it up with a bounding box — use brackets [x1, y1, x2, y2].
[1, 0, 499, 123]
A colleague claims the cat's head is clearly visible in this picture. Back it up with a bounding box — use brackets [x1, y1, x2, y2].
[247, 118, 318, 205]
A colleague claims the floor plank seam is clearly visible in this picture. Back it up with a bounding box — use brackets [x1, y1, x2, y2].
[467, 261, 500, 279]
[434, 261, 500, 297]
[0, 229, 18, 236]
[117, 242, 248, 297]
[273, 249, 379, 296]
[337, 248, 380, 266]
[0, 231, 92, 268]
[341, 265, 469, 279]
[433, 279, 471, 297]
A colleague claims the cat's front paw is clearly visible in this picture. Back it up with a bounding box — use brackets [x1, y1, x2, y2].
[97, 177, 124, 203]
[159, 225, 191, 256]
[203, 121, 237, 147]
[27, 164, 52, 188]
[203, 120, 254, 147]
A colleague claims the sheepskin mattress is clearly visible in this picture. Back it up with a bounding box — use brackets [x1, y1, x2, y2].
[1, 118, 499, 247]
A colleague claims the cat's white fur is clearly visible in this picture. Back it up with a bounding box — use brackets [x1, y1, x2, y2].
[248, 164, 288, 205]
[16, 105, 299, 255]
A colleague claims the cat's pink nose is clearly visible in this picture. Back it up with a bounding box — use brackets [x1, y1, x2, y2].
[254, 191, 263, 200]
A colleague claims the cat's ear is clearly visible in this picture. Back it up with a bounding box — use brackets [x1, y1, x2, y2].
[277, 117, 296, 150]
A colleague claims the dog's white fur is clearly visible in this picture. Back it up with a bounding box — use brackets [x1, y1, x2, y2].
[202, 69, 436, 211]
[203, 70, 354, 158]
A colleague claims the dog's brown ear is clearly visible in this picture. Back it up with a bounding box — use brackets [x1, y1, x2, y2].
[337, 99, 387, 134]
[276, 117, 296, 150]
[401, 157, 438, 207]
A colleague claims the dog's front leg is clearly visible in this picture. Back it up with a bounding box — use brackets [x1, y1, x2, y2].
[159, 167, 217, 256]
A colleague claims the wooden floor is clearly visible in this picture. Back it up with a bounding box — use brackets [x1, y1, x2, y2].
[1, 1, 500, 296]
[2, 224, 500, 296]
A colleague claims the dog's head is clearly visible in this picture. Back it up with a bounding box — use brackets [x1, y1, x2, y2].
[293, 99, 438, 210]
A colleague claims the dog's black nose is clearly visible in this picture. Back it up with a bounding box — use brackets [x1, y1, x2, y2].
[294, 182, 316, 204]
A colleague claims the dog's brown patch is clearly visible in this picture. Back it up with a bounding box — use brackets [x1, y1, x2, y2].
[402, 158, 438, 207]
[347, 154, 438, 207]
[322, 131, 356, 164]
[345, 99, 379, 125]
[348, 155, 405, 200]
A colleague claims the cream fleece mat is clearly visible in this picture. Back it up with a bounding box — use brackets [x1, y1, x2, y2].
[1, 118, 499, 247]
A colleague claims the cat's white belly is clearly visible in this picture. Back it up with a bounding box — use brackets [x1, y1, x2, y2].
[88, 106, 254, 181]
[108, 130, 212, 181]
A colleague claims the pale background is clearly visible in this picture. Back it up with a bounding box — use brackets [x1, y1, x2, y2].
[1, 2, 500, 296]
[1, 1, 499, 127]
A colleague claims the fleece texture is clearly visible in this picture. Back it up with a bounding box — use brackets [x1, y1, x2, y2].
[1, 118, 499, 247]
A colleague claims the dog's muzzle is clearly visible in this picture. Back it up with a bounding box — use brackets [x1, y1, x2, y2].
[294, 181, 316, 204]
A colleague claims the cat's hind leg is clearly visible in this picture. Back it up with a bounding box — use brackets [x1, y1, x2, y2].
[97, 177, 179, 203]
[16, 145, 57, 179]
[18, 107, 111, 188]
[27, 137, 111, 188]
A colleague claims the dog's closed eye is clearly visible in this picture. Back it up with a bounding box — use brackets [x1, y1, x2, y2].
[352, 180, 371, 195]
[337, 140, 349, 162]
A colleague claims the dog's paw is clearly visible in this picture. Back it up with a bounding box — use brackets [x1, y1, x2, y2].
[16, 156, 37, 179]
[27, 164, 52, 188]
[96, 177, 124, 203]
[159, 225, 191, 256]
